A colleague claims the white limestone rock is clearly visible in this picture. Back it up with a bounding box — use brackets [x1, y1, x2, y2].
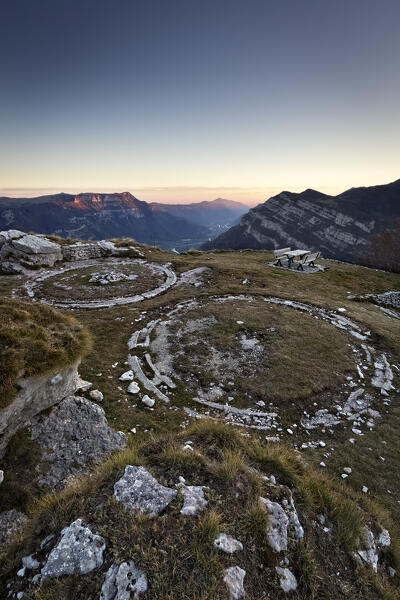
[141, 394, 155, 407]
[127, 381, 140, 394]
[276, 566, 298, 592]
[99, 560, 148, 599]
[41, 519, 105, 578]
[259, 497, 289, 552]
[13, 234, 61, 255]
[22, 554, 40, 570]
[179, 485, 208, 515]
[214, 533, 243, 554]
[357, 527, 379, 572]
[283, 494, 304, 540]
[371, 354, 394, 394]
[378, 528, 391, 547]
[120, 370, 134, 381]
[114, 466, 177, 517]
[223, 566, 246, 600]
[0, 229, 25, 244]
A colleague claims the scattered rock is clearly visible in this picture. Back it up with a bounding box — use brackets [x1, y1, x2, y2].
[89, 271, 137, 285]
[22, 554, 40, 570]
[378, 528, 391, 547]
[141, 394, 155, 407]
[223, 566, 246, 600]
[371, 354, 393, 394]
[276, 566, 298, 592]
[214, 533, 243, 554]
[114, 466, 177, 517]
[127, 381, 140, 394]
[99, 560, 148, 599]
[120, 370, 134, 381]
[179, 485, 208, 515]
[89, 389, 104, 402]
[41, 519, 105, 578]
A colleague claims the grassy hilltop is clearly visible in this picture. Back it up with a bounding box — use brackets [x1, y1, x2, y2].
[0, 242, 400, 599]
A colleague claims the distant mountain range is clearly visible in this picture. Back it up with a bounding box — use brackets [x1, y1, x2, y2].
[0, 193, 248, 251]
[202, 179, 400, 263]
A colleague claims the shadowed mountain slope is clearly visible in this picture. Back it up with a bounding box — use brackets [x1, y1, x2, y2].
[0, 193, 247, 251]
[202, 179, 400, 263]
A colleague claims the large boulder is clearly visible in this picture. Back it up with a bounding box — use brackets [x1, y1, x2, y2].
[31, 396, 127, 489]
[0, 232, 62, 268]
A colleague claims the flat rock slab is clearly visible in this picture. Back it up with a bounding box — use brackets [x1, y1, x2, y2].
[41, 519, 105, 578]
[114, 466, 177, 517]
[0, 509, 27, 548]
[13, 234, 61, 255]
[224, 566, 246, 600]
[31, 395, 127, 489]
[100, 561, 148, 600]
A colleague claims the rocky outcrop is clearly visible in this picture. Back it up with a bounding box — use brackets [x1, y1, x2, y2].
[203, 178, 400, 263]
[0, 231, 62, 269]
[0, 361, 81, 458]
[31, 396, 127, 489]
[0, 230, 144, 273]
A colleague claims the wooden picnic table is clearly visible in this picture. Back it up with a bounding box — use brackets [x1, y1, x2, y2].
[284, 249, 309, 267]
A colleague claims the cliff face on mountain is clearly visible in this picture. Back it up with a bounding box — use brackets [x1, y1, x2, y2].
[0, 193, 247, 251]
[202, 179, 400, 263]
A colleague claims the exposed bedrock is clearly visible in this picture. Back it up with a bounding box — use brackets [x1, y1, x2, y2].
[0, 361, 81, 458]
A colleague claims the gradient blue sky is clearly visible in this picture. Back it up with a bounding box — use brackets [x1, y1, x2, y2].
[1, 0, 399, 204]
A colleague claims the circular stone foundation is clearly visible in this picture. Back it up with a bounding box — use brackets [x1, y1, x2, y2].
[126, 295, 392, 433]
[23, 258, 177, 308]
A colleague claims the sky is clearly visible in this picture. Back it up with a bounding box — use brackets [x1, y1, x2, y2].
[0, 0, 399, 205]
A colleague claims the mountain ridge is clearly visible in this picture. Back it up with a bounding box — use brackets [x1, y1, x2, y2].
[0, 192, 248, 251]
[202, 178, 400, 262]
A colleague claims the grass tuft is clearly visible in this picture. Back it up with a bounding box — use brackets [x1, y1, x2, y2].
[0, 299, 91, 408]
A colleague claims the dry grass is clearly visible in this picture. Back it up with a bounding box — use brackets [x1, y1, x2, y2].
[1, 244, 400, 598]
[1, 422, 399, 599]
